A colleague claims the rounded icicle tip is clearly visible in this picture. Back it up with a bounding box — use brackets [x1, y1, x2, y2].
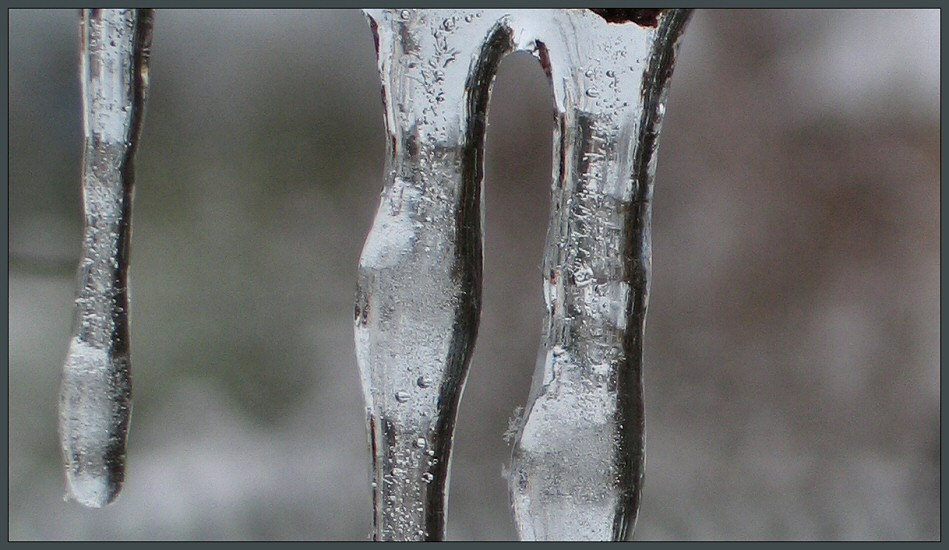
[65, 470, 122, 508]
[59, 338, 131, 509]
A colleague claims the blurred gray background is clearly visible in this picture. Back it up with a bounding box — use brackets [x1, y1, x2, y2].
[8, 9, 939, 540]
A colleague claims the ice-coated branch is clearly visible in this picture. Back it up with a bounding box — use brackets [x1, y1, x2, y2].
[60, 8, 153, 508]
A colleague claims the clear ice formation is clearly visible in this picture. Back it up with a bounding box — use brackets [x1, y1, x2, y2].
[356, 9, 691, 541]
[60, 8, 153, 508]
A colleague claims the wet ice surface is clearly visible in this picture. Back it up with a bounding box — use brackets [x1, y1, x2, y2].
[61, 337, 132, 507]
[60, 9, 153, 508]
[356, 9, 690, 541]
[355, 9, 498, 540]
[509, 11, 691, 542]
[8, 8, 938, 541]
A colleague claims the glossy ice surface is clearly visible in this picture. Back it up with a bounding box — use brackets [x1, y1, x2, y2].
[356, 9, 690, 541]
[60, 8, 153, 508]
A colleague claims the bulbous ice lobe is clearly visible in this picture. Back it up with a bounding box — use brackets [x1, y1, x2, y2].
[61, 338, 131, 508]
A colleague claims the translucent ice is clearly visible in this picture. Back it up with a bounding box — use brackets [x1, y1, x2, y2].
[356, 9, 507, 540]
[509, 10, 692, 541]
[60, 8, 153, 508]
[356, 8, 691, 541]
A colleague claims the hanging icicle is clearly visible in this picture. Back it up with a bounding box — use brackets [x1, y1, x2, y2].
[60, 8, 154, 508]
[508, 9, 692, 541]
[356, 8, 690, 541]
[355, 9, 511, 540]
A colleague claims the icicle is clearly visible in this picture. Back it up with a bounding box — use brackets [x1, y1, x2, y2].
[60, 8, 153, 508]
[355, 9, 513, 540]
[508, 10, 692, 541]
[356, 8, 691, 540]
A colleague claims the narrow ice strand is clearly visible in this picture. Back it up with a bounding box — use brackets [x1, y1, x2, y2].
[509, 9, 692, 541]
[355, 9, 512, 540]
[60, 8, 153, 508]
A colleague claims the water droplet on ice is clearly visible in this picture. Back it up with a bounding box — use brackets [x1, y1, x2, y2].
[395, 391, 411, 403]
[585, 88, 600, 98]
[416, 376, 432, 388]
[414, 437, 427, 449]
[422, 473, 434, 483]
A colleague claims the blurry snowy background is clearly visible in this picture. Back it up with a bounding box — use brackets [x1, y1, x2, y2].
[8, 9, 939, 540]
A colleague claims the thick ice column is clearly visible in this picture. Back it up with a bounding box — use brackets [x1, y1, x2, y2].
[509, 9, 691, 541]
[355, 9, 512, 541]
[60, 9, 154, 508]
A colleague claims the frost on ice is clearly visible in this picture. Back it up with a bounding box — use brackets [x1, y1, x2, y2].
[60, 8, 153, 508]
[355, 8, 691, 541]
